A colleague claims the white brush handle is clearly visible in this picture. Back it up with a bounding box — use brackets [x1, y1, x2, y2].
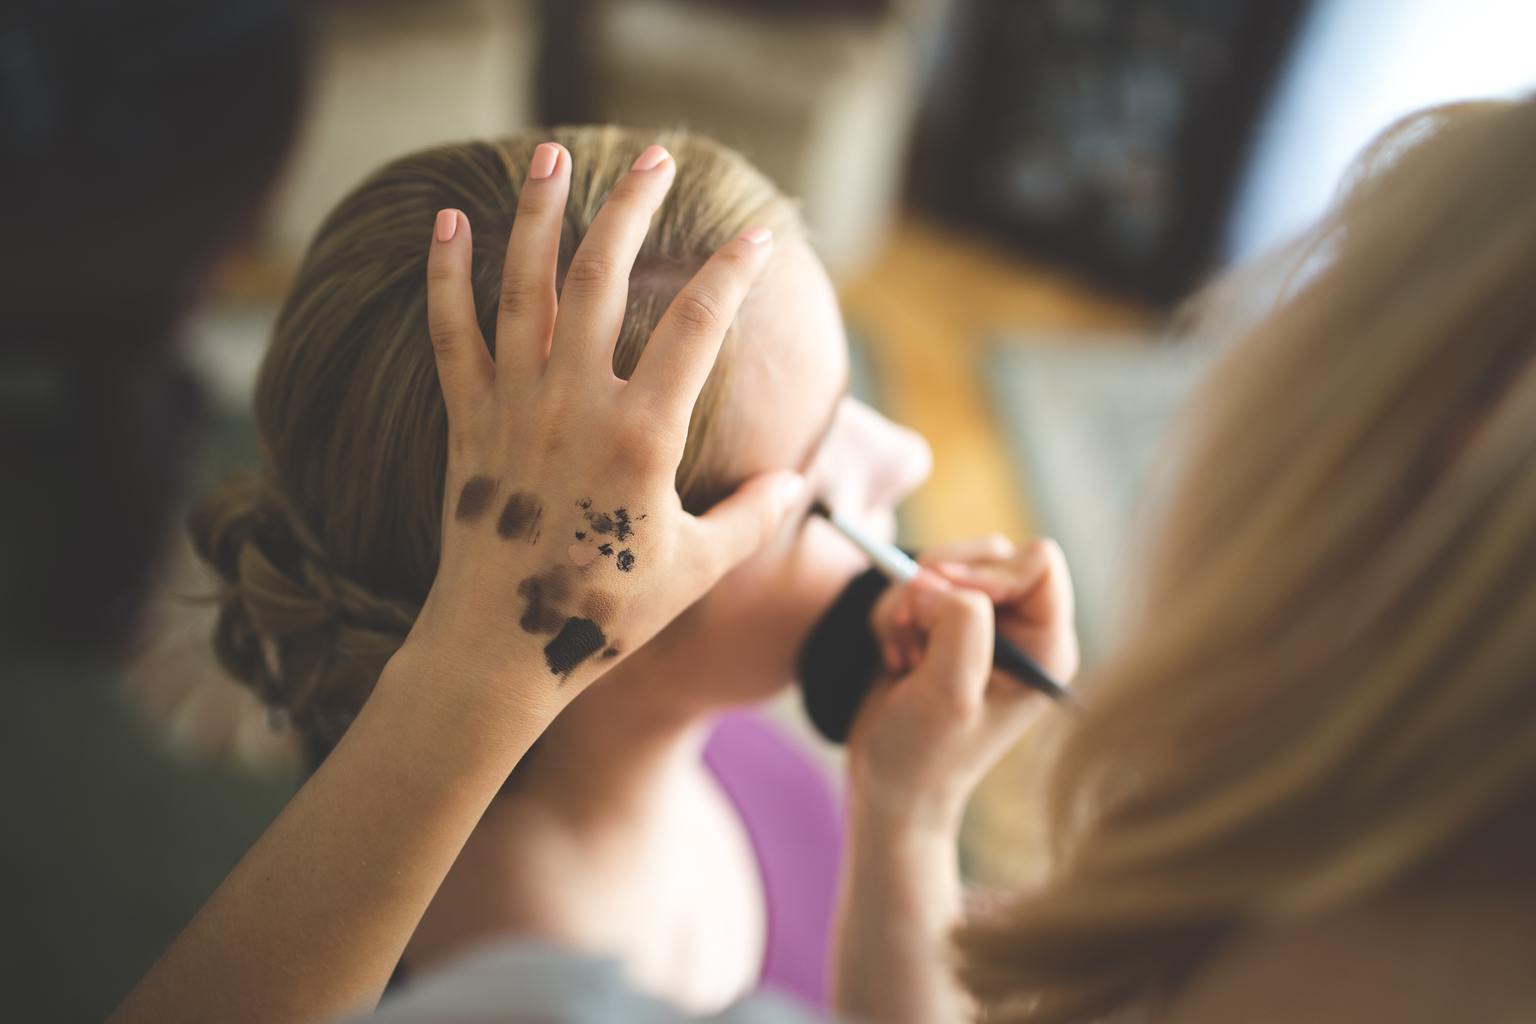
[825, 511, 921, 583]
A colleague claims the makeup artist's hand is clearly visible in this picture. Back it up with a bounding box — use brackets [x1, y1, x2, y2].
[847, 578, 1027, 832]
[853, 538, 1076, 833]
[873, 535, 1079, 683]
[396, 142, 804, 713]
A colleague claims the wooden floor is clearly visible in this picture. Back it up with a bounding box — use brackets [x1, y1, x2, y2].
[839, 217, 1153, 885]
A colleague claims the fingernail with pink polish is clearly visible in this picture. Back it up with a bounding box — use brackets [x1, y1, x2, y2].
[434, 209, 458, 243]
[528, 143, 560, 180]
[631, 145, 670, 171]
[739, 226, 772, 245]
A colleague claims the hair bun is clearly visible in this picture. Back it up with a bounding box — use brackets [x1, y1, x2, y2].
[188, 474, 415, 750]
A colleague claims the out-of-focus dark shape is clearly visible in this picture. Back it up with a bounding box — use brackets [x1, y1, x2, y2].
[0, 0, 308, 655]
[259, 0, 536, 259]
[673, 0, 892, 14]
[911, 0, 1308, 305]
[539, 0, 952, 274]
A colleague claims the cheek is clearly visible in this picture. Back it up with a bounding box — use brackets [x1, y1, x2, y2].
[690, 520, 871, 688]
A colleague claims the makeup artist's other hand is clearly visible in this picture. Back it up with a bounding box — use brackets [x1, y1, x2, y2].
[850, 574, 1046, 834]
[397, 142, 803, 713]
[873, 535, 1079, 683]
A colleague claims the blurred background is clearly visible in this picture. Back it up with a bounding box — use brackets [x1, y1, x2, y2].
[49, 0, 1536, 1015]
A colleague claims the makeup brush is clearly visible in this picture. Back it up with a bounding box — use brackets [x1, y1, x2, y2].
[810, 501, 1073, 705]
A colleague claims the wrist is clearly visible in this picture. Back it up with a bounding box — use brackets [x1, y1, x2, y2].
[847, 781, 967, 849]
[375, 631, 567, 756]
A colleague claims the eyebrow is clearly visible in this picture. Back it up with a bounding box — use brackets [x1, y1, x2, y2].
[795, 371, 852, 473]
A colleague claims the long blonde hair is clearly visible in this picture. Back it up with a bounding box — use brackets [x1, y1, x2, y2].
[189, 127, 799, 756]
[958, 98, 1536, 1021]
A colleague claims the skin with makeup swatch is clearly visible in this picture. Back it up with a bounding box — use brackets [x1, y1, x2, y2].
[454, 479, 630, 678]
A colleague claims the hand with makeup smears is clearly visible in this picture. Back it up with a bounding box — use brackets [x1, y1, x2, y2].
[401, 141, 804, 708]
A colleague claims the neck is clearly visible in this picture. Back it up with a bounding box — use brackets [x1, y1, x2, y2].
[500, 665, 717, 833]
[403, 668, 728, 974]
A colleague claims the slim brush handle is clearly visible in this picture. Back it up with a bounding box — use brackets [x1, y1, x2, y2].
[992, 630, 1074, 704]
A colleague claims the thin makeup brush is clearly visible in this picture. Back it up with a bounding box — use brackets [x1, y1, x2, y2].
[811, 501, 1074, 705]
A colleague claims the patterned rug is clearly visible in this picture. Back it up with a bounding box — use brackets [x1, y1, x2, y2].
[985, 333, 1213, 663]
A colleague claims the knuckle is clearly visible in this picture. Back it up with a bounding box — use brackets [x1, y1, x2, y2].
[563, 252, 619, 293]
[516, 189, 556, 220]
[608, 177, 651, 206]
[714, 241, 755, 272]
[671, 288, 725, 333]
[954, 589, 993, 620]
[1020, 537, 1055, 567]
[427, 318, 466, 352]
[617, 413, 673, 466]
[498, 276, 543, 320]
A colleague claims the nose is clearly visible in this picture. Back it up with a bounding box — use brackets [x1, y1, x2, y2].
[877, 420, 932, 509]
[840, 400, 932, 513]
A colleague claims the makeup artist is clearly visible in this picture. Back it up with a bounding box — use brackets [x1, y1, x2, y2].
[3, 3, 1064, 1023]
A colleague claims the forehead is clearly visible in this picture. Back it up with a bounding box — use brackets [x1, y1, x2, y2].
[722, 237, 849, 476]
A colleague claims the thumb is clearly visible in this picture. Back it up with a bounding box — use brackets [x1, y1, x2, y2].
[689, 470, 806, 584]
[910, 587, 995, 705]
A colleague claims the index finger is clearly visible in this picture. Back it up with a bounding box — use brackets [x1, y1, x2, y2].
[426, 209, 494, 441]
[626, 227, 774, 418]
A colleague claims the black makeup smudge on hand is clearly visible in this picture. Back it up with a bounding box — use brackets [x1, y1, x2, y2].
[515, 570, 621, 678]
[497, 491, 544, 543]
[573, 500, 644, 575]
[580, 502, 635, 541]
[455, 476, 498, 523]
[545, 617, 606, 677]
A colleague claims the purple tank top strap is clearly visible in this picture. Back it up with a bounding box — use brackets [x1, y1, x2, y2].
[702, 709, 845, 1011]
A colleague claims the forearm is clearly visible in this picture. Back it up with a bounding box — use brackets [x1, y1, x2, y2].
[833, 800, 971, 1024]
[111, 646, 559, 1024]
